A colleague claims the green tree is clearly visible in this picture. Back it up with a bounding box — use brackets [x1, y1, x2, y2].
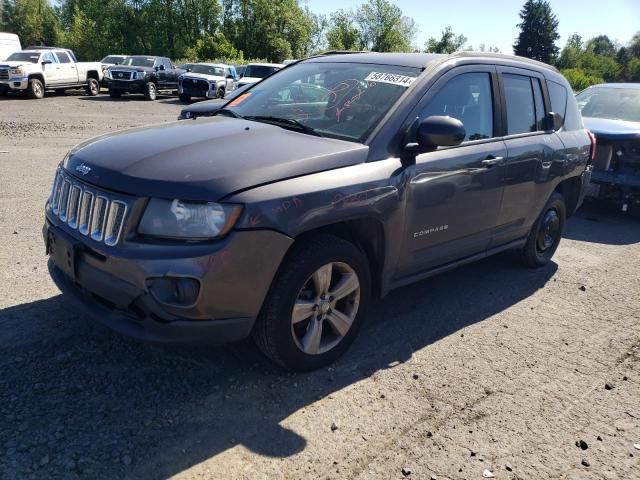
[4, 0, 60, 46]
[627, 57, 640, 82]
[556, 33, 583, 69]
[355, 0, 415, 52]
[183, 32, 239, 61]
[585, 35, 616, 57]
[561, 68, 603, 91]
[627, 32, 640, 58]
[326, 9, 360, 51]
[424, 26, 467, 54]
[513, 0, 559, 63]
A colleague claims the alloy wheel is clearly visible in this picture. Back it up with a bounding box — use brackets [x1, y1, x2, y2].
[290, 262, 360, 355]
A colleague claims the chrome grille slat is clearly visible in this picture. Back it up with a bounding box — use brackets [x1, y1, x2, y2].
[48, 170, 129, 246]
[0, 69, 9, 80]
[78, 191, 94, 236]
[90, 196, 109, 242]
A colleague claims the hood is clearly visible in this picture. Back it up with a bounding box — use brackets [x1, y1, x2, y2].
[63, 117, 368, 201]
[583, 117, 640, 141]
[0, 61, 30, 68]
[182, 72, 224, 82]
[238, 77, 262, 85]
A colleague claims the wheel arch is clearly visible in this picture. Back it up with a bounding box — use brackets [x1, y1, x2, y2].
[28, 73, 45, 86]
[292, 217, 386, 297]
[86, 70, 100, 80]
[554, 175, 582, 217]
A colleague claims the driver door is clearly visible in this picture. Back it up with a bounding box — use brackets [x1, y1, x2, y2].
[41, 52, 63, 85]
[396, 66, 508, 277]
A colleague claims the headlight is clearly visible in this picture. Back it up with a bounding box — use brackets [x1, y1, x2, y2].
[134, 71, 144, 79]
[138, 199, 242, 239]
[9, 67, 23, 75]
[105, 70, 112, 79]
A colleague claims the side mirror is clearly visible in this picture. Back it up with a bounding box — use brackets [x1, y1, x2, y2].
[545, 111, 563, 131]
[42, 60, 52, 65]
[416, 116, 466, 148]
[158, 64, 166, 71]
[226, 74, 233, 79]
[186, 68, 191, 72]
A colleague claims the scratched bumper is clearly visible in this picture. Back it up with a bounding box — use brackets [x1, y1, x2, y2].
[44, 214, 293, 344]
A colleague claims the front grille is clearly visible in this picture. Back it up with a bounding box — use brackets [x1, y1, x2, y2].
[0, 68, 8, 80]
[49, 169, 129, 247]
[110, 70, 133, 80]
[180, 77, 210, 94]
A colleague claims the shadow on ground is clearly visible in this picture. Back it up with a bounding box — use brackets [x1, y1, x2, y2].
[565, 200, 640, 245]
[0, 251, 559, 479]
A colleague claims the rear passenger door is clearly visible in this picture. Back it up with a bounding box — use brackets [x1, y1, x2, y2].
[491, 67, 565, 247]
[54, 51, 79, 84]
[397, 66, 508, 277]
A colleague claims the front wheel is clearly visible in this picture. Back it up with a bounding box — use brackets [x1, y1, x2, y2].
[253, 234, 371, 371]
[144, 82, 157, 101]
[28, 78, 44, 99]
[216, 88, 225, 99]
[520, 191, 566, 267]
[86, 78, 99, 96]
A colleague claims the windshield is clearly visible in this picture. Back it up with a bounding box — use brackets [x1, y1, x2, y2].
[576, 87, 640, 122]
[227, 62, 421, 142]
[191, 65, 224, 76]
[244, 65, 280, 78]
[120, 57, 156, 68]
[101, 55, 124, 64]
[6, 52, 41, 63]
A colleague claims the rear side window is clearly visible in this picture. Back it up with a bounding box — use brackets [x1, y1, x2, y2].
[420, 72, 494, 141]
[503, 74, 536, 135]
[56, 51, 72, 64]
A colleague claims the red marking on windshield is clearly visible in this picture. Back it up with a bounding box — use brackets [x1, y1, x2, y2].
[228, 93, 251, 107]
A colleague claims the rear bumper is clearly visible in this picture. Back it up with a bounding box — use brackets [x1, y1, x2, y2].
[44, 217, 293, 345]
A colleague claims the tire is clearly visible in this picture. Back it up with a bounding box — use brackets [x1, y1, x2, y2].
[144, 82, 157, 101]
[216, 88, 225, 99]
[253, 234, 371, 371]
[28, 78, 44, 99]
[86, 78, 99, 96]
[520, 191, 566, 267]
[109, 89, 122, 98]
[179, 94, 191, 103]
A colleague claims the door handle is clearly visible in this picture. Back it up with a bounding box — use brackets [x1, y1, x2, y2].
[481, 156, 505, 168]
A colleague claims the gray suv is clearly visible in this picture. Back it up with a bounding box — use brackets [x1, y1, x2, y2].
[44, 52, 592, 371]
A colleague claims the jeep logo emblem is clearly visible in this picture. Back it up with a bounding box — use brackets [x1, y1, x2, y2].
[75, 163, 91, 175]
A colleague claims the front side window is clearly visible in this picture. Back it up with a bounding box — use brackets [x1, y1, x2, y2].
[191, 65, 224, 76]
[43, 52, 58, 64]
[419, 72, 494, 141]
[227, 62, 421, 142]
[162, 59, 172, 70]
[56, 51, 72, 64]
[503, 74, 536, 135]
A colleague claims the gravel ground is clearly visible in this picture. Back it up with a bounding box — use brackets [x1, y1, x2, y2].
[1, 92, 639, 480]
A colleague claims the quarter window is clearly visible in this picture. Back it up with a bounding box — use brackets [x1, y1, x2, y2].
[503, 74, 536, 135]
[419, 72, 494, 141]
[548, 80, 567, 122]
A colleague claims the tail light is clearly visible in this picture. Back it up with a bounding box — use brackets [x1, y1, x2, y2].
[587, 130, 596, 164]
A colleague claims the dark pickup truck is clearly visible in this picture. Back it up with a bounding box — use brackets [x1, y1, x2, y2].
[105, 56, 185, 100]
[44, 52, 592, 371]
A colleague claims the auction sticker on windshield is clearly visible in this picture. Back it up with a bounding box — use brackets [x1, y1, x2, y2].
[364, 72, 416, 87]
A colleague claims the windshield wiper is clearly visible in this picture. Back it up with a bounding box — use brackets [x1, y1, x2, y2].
[213, 108, 244, 119]
[244, 116, 323, 137]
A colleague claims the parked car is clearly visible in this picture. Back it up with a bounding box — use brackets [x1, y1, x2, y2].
[177, 63, 196, 72]
[237, 62, 283, 88]
[0, 47, 102, 98]
[576, 83, 640, 214]
[105, 56, 185, 100]
[177, 84, 250, 119]
[178, 63, 236, 102]
[0, 32, 21, 61]
[99, 54, 127, 85]
[44, 52, 591, 371]
[233, 64, 246, 78]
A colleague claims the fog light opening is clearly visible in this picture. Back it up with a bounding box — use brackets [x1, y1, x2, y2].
[148, 277, 200, 307]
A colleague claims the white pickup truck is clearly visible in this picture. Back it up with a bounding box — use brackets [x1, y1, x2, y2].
[0, 47, 103, 99]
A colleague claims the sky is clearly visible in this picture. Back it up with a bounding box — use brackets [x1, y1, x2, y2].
[304, 0, 640, 53]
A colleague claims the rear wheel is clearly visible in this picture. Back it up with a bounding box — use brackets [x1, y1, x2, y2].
[86, 78, 99, 96]
[109, 89, 122, 98]
[520, 192, 566, 267]
[144, 82, 157, 101]
[253, 234, 371, 371]
[28, 78, 44, 99]
[179, 94, 191, 103]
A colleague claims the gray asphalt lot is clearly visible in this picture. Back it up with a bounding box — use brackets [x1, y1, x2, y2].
[1, 91, 639, 479]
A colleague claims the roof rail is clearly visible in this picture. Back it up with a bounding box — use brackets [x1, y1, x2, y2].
[318, 50, 370, 56]
[450, 51, 559, 72]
